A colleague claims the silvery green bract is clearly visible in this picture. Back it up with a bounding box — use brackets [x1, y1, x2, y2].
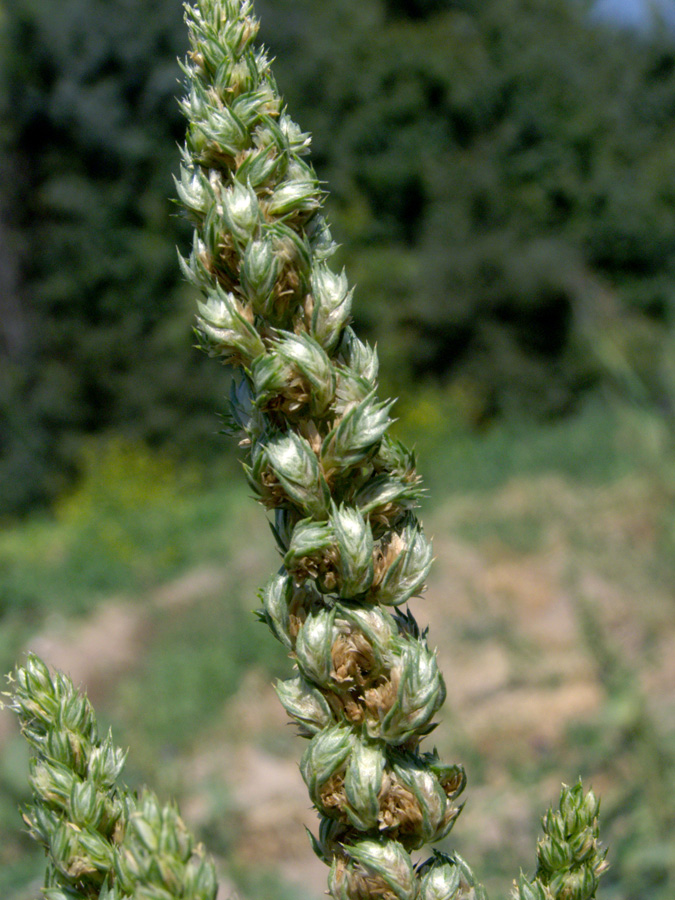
[274, 675, 334, 737]
[330, 838, 416, 900]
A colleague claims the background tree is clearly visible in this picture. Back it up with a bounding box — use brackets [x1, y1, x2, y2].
[0, 0, 222, 514]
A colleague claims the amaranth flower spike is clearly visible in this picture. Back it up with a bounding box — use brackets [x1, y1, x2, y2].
[175, 2, 608, 899]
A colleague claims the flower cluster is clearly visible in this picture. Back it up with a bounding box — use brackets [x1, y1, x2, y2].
[6, 654, 217, 900]
[514, 783, 608, 900]
[175, 4, 608, 900]
[176, 2, 478, 896]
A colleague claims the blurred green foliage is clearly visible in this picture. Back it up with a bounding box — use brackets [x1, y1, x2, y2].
[0, 0, 224, 514]
[54, 436, 198, 577]
[1, 0, 675, 515]
[571, 594, 675, 900]
[394, 394, 631, 499]
[262, 0, 675, 412]
[0, 435, 253, 684]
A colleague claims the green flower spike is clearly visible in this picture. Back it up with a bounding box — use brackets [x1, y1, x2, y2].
[7, 655, 217, 900]
[174, 3, 607, 899]
[514, 783, 608, 900]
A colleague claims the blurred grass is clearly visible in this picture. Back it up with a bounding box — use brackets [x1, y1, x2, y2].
[394, 389, 630, 499]
[1, 399, 674, 899]
[111, 586, 289, 775]
[0, 438, 256, 668]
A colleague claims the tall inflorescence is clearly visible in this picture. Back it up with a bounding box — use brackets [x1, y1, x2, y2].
[176, 4, 606, 900]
